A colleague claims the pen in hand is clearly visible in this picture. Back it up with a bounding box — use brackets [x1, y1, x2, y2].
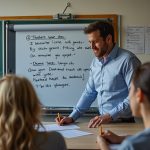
[99, 125, 103, 135]
[57, 113, 61, 123]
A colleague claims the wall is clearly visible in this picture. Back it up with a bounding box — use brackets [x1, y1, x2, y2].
[0, 0, 150, 62]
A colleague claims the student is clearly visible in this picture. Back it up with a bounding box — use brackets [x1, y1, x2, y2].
[97, 62, 150, 150]
[56, 21, 141, 128]
[0, 75, 67, 150]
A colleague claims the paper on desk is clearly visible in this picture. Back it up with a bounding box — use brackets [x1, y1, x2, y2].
[58, 129, 93, 138]
[38, 124, 80, 132]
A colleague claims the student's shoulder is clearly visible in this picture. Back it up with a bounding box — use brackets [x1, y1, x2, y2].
[119, 129, 150, 150]
[47, 131, 64, 139]
[36, 131, 64, 141]
[33, 131, 67, 150]
[129, 128, 150, 142]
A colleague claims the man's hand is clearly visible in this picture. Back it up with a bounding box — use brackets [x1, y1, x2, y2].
[55, 116, 74, 125]
[88, 114, 112, 128]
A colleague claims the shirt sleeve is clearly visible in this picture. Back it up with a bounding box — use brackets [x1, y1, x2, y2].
[118, 139, 134, 150]
[109, 55, 141, 120]
[69, 63, 98, 121]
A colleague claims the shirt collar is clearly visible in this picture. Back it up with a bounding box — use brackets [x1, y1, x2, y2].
[107, 43, 118, 60]
[97, 44, 119, 64]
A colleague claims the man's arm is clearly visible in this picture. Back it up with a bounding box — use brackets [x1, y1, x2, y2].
[109, 56, 141, 120]
[55, 63, 98, 125]
[56, 85, 97, 125]
[69, 67, 98, 121]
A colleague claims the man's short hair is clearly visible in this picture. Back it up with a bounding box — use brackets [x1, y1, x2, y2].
[84, 21, 114, 43]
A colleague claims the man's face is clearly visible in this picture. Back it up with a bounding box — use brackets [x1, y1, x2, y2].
[87, 30, 109, 58]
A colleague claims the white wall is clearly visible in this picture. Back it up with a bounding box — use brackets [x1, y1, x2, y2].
[0, 0, 150, 62]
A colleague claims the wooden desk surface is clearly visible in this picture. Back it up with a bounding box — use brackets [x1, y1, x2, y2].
[65, 122, 144, 150]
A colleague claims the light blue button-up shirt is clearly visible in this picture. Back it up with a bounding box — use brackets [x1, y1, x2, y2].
[69, 44, 141, 121]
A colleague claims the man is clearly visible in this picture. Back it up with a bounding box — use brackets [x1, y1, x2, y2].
[56, 21, 141, 128]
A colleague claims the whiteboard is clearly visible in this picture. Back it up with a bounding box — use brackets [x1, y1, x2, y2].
[13, 24, 97, 107]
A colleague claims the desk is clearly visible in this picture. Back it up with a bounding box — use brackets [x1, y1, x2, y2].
[65, 122, 144, 150]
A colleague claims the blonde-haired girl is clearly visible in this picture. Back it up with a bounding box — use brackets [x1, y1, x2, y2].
[0, 74, 66, 150]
